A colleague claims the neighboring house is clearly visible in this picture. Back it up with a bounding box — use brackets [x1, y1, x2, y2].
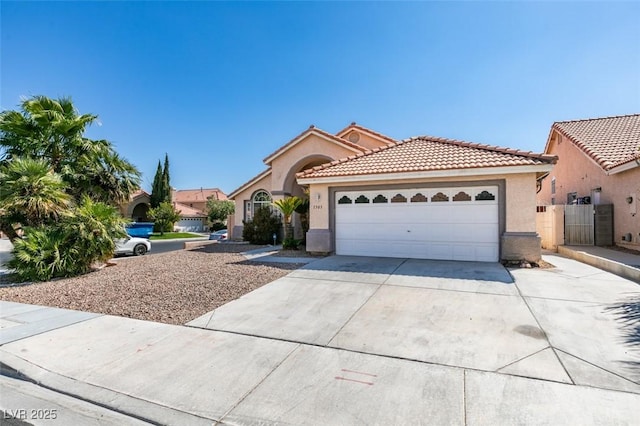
[537, 114, 640, 249]
[122, 187, 227, 232]
[123, 189, 151, 222]
[171, 188, 227, 232]
[228, 123, 556, 262]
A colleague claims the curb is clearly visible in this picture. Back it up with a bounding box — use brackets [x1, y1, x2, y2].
[183, 240, 218, 250]
[0, 350, 216, 425]
[558, 246, 640, 283]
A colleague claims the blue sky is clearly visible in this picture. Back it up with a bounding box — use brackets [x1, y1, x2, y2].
[2, 1, 639, 194]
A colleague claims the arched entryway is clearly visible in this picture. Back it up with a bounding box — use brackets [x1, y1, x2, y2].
[131, 203, 150, 222]
[282, 155, 333, 240]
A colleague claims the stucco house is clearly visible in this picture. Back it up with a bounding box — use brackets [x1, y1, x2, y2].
[123, 188, 227, 232]
[537, 114, 640, 249]
[228, 123, 556, 262]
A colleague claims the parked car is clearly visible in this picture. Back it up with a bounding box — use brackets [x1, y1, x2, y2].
[209, 230, 228, 241]
[115, 237, 151, 256]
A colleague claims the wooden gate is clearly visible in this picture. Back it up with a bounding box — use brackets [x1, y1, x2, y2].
[564, 205, 594, 245]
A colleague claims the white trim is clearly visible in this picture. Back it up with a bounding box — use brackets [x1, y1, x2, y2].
[297, 164, 555, 185]
[228, 169, 272, 199]
[263, 129, 362, 164]
[607, 159, 640, 175]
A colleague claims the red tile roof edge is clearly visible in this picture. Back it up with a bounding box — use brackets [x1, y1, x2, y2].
[296, 141, 400, 178]
[551, 115, 640, 171]
[296, 135, 556, 179]
[554, 113, 640, 125]
[172, 202, 207, 217]
[408, 135, 558, 163]
[551, 124, 611, 170]
[609, 152, 640, 169]
[173, 187, 224, 193]
[262, 125, 365, 164]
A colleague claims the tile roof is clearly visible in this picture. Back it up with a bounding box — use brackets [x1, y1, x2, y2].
[172, 188, 227, 202]
[173, 202, 207, 217]
[129, 189, 150, 200]
[297, 136, 556, 179]
[552, 114, 640, 170]
[263, 125, 365, 163]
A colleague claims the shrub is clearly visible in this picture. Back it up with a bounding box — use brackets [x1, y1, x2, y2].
[209, 222, 227, 232]
[149, 202, 181, 235]
[242, 206, 281, 245]
[9, 226, 80, 281]
[8, 198, 127, 282]
[282, 237, 301, 250]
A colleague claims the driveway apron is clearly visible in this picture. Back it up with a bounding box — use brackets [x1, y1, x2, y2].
[189, 254, 640, 392]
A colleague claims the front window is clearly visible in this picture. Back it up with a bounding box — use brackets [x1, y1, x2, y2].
[246, 190, 272, 220]
[551, 178, 556, 195]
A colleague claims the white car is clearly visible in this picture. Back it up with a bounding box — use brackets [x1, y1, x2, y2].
[208, 230, 228, 241]
[115, 237, 151, 256]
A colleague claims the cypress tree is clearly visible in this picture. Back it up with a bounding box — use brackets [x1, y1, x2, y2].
[162, 153, 171, 203]
[150, 161, 163, 208]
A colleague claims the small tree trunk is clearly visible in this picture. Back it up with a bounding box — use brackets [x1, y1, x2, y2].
[285, 222, 294, 241]
[0, 222, 20, 243]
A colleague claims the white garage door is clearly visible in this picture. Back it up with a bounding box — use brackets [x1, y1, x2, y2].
[335, 186, 499, 262]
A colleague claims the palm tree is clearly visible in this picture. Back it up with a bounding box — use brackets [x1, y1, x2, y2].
[62, 196, 128, 264]
[0, 157, 71, 241]
[0, 96, 141, 205]
[272, 196, 302, 242]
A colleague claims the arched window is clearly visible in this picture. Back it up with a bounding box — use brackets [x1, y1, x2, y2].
[246, 190, 272, 220]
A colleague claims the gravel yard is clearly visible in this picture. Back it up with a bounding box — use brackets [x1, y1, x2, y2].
[0, 244, 305, 325]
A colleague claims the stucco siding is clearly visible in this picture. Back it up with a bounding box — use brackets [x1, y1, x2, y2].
[229, 173, 269, 240]
[306, 172, 539, 234]
[270, 134, 358, 190]
[505, 173, 537, 232]
[538, 132, 640, 245]
[308, 184, 331, 229]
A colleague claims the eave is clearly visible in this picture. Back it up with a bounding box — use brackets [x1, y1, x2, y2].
[297, 164, 555, 185]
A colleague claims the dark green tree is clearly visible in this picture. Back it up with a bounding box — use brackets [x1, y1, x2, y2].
[150, 154, 171, 208]
[150, 160, 163, 208]
[162, 153, 171, 203]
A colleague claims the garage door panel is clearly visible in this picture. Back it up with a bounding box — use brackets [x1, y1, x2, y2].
[335, 185, 499, 262]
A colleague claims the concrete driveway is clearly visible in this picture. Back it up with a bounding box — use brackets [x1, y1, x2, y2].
[189, 255, 640, 392]
[2, 254, 639, 424]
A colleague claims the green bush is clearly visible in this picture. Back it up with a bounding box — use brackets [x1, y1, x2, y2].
[209, 222, 227, 232]
[9, 226, 80, 281]
[282, 237, 301, 250]
[242, 206, 281, 245]
[8, 198, 127, 282]
[149, 202, 181, 235]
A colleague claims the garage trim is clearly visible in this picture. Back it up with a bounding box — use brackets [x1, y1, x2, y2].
[329, 179, 506, 258]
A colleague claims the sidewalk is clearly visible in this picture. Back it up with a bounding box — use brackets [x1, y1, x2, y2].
[558, 245, 640, 283]
[1, 301, 637, 425]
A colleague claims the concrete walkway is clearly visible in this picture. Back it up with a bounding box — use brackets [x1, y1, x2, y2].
[1, 254, 638, 424]
[558, 245, 640, 283]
